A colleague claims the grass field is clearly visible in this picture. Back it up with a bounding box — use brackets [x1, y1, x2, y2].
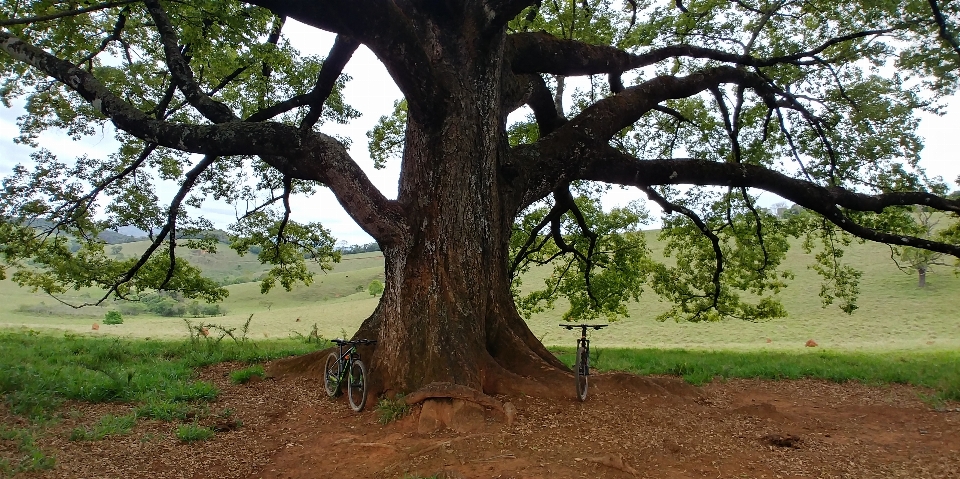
[1, 233, 958, 473]
[1, 233, 958, 351]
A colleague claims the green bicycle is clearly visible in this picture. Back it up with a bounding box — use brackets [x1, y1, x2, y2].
[323, 338, 376, 412]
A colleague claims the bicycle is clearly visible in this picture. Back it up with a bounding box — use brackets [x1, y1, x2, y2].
[323, 338, 377, 411]
[559, 323, 608, 401]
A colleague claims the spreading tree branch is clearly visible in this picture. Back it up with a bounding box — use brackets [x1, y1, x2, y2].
[642, 186, 723, 313]
[0, 0, 137, 26]
[143, 0, 238, 124]
[565, 148, 960, 258]
[928, 0, 960, 61]
[507, 27, 905, 76]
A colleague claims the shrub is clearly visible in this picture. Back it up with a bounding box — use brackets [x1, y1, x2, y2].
[368, 279, 384, 296]
[103, 311, 123, 325]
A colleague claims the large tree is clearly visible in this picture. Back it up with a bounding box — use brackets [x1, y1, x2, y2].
[2, 0, 960, 397]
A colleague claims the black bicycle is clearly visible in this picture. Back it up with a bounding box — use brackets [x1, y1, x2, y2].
[559, 323, 608, 401]
[323, 338, 376, 411]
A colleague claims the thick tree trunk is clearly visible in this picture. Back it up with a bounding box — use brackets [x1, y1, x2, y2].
[348, 19, 569, 396]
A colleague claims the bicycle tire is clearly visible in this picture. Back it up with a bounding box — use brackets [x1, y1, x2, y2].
[575, 346, 588, 401]
[347, 359, 368, 412]
[323, 352, 342, 397]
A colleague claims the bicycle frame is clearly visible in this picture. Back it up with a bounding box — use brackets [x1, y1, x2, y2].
[577, 333, 591, 376]
[329, 343, 359, 387]
[324, 338, 376, 411]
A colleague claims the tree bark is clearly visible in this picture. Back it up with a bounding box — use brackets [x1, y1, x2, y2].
[346, 17, 568, 396]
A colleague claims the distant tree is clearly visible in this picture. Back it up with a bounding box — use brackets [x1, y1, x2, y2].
[894, 208, 951, 287]
[110, 245, 123, 257]
[103, 310, 123, 325]
[368, 280, 384, 297]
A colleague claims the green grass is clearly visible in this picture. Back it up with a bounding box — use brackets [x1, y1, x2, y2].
[553, 347, 960, 401]
[0, 331, 322, 419]
[229, 365, 265, 384]
[4, 236, 958, 352]
[69, 413, 138, 441]
[0, 425, 56, 474]
[175, 423, 215, 443]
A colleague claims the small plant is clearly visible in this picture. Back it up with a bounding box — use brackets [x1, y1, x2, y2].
[176, 423, 215, 442]
[368, 279, 384, 296]
[0, 426, 54, 473]
[376, 394, 411, 424]
[229, 365, 265, 384]
[103, 311, 123, 325]
[290, 323, 327, 346]
[69, 413, 137, 441]
[169, 381, 219, 402]
[135, 400, 191, 421]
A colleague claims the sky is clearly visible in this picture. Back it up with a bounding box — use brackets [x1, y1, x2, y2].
[0, 21, 958, 246]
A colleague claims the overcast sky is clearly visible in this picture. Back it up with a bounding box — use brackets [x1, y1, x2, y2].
[1, 21, 957, 245]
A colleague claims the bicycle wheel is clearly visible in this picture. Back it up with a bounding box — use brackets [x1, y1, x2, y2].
[347, 359, 369, 412]
[323, 352, 342, 397]
[575, 346, 588, 401]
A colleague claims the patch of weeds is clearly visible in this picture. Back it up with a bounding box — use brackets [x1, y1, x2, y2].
[69, 412, 137, 441]
[210, 408, 243, 432]
[136, 399, 191, 421]
[290, 323, 328, 347]
[918, 392, 948, 411]
[168, 381, 219, 402]
[0, 425, 55, 473]
[229, 365, 265, 384]
[175, 423, 215, 443]
[376, 394, 411, 424]
[5, 387, 64, 419]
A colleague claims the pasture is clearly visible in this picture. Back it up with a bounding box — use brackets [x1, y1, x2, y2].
[2, 232, 958, 352]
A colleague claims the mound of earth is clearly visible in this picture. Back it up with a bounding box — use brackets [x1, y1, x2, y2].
[6, 361, 959, 478]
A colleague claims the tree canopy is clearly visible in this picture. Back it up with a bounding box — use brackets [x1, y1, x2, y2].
[2, 0, 960, 394]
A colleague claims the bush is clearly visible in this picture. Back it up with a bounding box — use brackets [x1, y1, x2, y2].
[103, 311, 123, 325]
[368, 279, 384, 296]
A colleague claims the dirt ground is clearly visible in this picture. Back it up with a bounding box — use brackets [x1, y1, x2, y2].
[5, 361, 960, 479]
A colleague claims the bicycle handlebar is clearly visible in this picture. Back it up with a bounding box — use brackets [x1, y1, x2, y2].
[331, 338, 378, 346]
[558, 324, 609, 330]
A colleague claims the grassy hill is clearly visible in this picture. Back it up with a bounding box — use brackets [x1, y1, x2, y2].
[1, 233, 958, 351]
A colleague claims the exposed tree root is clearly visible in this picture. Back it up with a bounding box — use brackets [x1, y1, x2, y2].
[405, 382, 505, 412]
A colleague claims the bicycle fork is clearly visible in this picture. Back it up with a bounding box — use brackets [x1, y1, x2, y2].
[578, 337, 591, 376]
